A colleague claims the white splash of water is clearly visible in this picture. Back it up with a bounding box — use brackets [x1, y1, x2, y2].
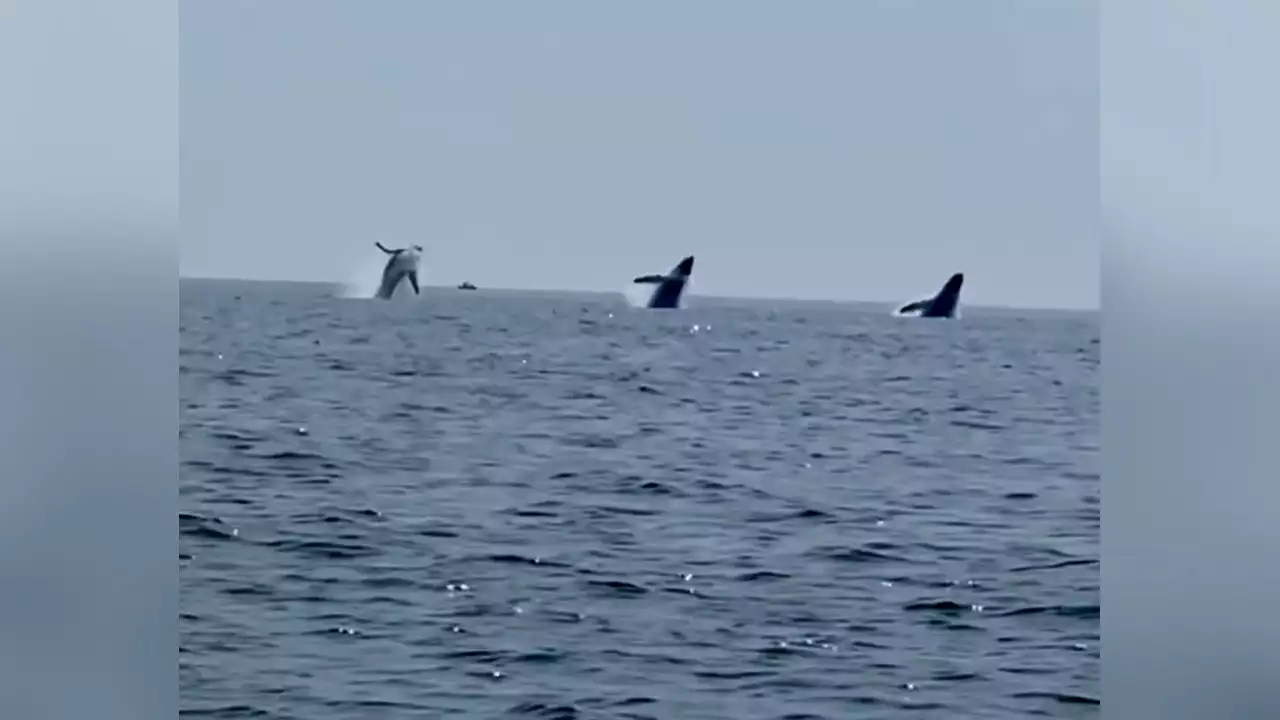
[621, 281, 656, 308]
[337, 255, 387, 299]
[336, 252, 429, 300]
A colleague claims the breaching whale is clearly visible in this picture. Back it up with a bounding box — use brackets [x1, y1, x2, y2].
[373, 242, 423, 300]
[632, 255, 695, 309]
[895, 272, 964, 318]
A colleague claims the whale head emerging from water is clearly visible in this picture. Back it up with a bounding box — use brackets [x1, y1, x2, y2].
[896, 272, 964, 318]
[374, 243, 423, 299]
[632, 255, 695, 309]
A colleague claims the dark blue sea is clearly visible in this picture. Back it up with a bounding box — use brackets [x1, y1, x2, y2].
[180, 278, 1099, 719]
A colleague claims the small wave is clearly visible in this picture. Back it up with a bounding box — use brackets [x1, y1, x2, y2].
[1008, 558, 1097, 573]
[267, 539, 380, 560]
[504, 702, 582, 719]
[253, 450, 329, 462]
[179, 512, 239, 540]
[694, 668, 773, 680]
[735, 570, 791, 582]
[1011, 691, 1100, 705]
[589, 504, 658, 518]
[503, 506, 561, 518]
[220, 583, 275, 598]
[748, 507, 834, 523]
[903, 599, 982, 614]
[996, 604, 1099, 619]
[584, 579, 650, 596]
[813, 545, 910, 564]
[442, 648, 508, 663]
[482, 553, 569, 568]
[180, 705, 272, 718]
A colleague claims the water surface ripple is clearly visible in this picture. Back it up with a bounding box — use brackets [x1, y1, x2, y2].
[181, 280, 1099, 719]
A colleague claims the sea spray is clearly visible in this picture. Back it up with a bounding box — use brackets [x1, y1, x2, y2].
[337, 252, 428, 300]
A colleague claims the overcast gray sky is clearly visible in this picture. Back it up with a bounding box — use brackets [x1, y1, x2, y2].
[180, 1, 1097, 309]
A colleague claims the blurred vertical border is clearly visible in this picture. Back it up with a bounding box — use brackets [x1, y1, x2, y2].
[0, 0, 175, 717]
[1104, 0, 1280, 718]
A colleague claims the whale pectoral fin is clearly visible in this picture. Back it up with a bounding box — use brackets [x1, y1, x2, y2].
[897, 299, 929, 314]
[408, 270, 420, 295]
[633, 274, 664, 284]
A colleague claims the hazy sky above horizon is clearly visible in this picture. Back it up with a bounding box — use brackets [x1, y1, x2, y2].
[181, 1, 1097, 309]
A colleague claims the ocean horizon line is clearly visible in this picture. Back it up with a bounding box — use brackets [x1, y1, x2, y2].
[179, 274, 1098, 315]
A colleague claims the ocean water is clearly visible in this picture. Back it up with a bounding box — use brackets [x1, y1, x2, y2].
[180, 279, 1099, 720]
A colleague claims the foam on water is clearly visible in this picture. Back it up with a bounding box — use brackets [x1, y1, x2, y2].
[621, 282, 656, 309]
[337, 255, 387, 299]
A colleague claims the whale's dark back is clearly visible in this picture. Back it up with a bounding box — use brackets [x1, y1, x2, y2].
[646, 255, 695, 309]
[921, 272, 964, 318]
